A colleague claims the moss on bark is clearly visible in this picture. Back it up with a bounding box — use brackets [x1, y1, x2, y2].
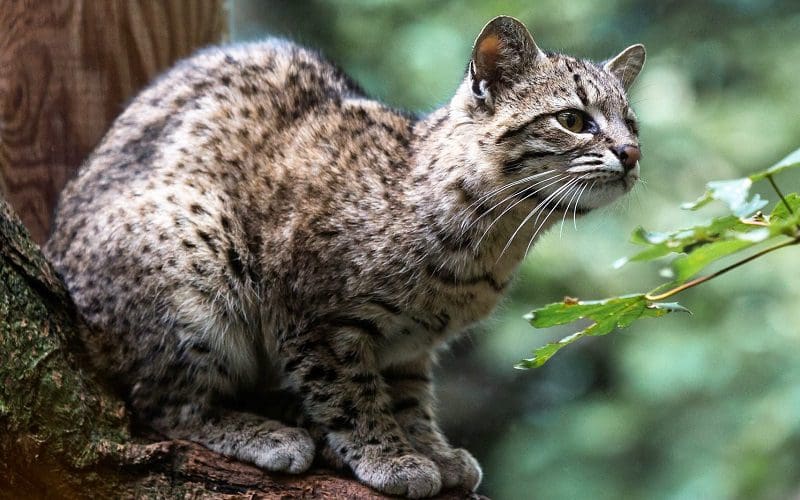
[0, 197, 129, 496]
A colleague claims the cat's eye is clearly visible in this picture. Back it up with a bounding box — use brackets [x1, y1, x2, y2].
[556, 110, 591, 133]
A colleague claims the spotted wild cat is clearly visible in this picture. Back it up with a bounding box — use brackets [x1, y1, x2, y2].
[45, 16, 645, 498]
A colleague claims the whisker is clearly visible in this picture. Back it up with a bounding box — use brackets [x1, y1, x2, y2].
[461, 170, 556, 213]
[457, 170, 558, 225]
[572, 181, 591, 230]
[468, 174, 567, 239]
[475, 174, 568, 247]
[497, 177, 582, 260]
[559, 181, 584, 239]
[566, 163, 609, 174]
[629, 182, 645, 212]
[525, 181, 580, 256]
[452, 120, 475, 131]
[526, 175, 592, 253]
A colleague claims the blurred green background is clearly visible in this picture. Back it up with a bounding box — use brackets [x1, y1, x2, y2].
[231, 1, 800, 498]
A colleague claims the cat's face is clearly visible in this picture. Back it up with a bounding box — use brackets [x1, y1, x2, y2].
[459, 16, 645, 214]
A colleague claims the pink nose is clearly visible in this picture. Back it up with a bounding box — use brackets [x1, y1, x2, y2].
[613, 144, 640, 172]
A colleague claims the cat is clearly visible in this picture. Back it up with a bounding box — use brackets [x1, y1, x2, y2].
[45, 16, 644, 498]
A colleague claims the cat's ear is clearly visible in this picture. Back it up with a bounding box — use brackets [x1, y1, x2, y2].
[603, 44, 646, 91]
[469, 16, 545, 101]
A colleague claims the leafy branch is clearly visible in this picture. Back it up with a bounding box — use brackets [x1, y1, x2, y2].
[516, 147, 800, 369]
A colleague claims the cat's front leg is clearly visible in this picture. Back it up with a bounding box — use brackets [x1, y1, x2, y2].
[280, 324, 442, 499]
[382, 356, 482, 491]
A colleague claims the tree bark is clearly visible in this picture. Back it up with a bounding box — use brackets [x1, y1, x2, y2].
[0, 197, 485, 498]
[0, 0, 227, 243]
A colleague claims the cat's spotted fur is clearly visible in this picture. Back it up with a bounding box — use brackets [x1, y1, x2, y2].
[46, 17, 644, 498]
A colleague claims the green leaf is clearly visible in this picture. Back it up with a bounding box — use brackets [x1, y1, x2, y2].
[516, 295, 689, 369]
[616, 215, 748, 267]
[682, 178, 767, 216]
[671, 238, 756, 280]
[752, 147, 800, 180]
[682, 148, 800, 216]
[769, 193, 800, 222]
[515, 338, 576, 369]
[649, 302, 692, 314]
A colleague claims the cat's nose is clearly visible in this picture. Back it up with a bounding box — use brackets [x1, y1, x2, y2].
[612, 144, 641, 172]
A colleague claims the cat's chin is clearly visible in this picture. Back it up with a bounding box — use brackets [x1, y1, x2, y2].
[574, 177, 636, 211]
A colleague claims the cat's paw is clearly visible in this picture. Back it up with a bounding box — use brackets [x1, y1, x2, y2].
[430, 447, 482, 491]
[253, 426, 315, 474]
[354, 453, 442, 498]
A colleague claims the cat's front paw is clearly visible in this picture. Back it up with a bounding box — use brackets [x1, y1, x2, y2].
[253, 426, 315, 474]
[354, 453, 442, 498]
[430, 447, 482, 491]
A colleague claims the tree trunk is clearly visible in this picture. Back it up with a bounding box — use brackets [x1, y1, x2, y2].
[0, 0, 227, 243]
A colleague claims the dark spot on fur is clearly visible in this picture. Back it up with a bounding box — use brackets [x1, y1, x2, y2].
[285, 357, 302, 372]
[328, 415, 354, 431]
[392, 398, 420, 413]
[306, 365, 338, 383]
[227, 247, 246, 280]
[351, 372, 377, 384]
[502, 150, 556, 175]
[196, 230, 218, 253]
[325, 315, 383, 337]
[426, 263, 504, 292]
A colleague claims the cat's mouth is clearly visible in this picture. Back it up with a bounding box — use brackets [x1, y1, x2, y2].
[576, 172, 638, 211]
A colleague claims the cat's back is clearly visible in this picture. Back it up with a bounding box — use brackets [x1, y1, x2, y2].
[54, 38, 364, 207]
[45, 39, 398, 345]
[47, 39, 370, 261]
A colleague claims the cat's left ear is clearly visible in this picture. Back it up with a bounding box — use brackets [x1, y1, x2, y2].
[603, 44, 646, 91]
[469, 16, 546, 102]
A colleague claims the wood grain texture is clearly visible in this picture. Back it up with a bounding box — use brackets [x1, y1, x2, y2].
[0, 0, 227, 243]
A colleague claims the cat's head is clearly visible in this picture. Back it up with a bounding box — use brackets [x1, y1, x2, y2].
[453, 16, 645, 213]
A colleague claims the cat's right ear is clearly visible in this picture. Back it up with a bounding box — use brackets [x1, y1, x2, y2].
[469, 16, 545, 103]
[603, 44, 646, 91]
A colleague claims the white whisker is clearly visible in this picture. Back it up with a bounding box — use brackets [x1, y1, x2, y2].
[475, 174, 568, 248]
[458, 170, 557, 223]
[572, 181, 591, 230]
[497, 177, 582, 260]
[566, 163, 608, 174]
[524, 181, 580, 256]
[467, 172, 565, 230]
[528, 176, 589, 249]
[559, 181, 584, 238]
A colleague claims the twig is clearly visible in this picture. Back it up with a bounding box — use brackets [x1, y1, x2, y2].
[767, 174, 794, 215]
[645, 237, 800, 301]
